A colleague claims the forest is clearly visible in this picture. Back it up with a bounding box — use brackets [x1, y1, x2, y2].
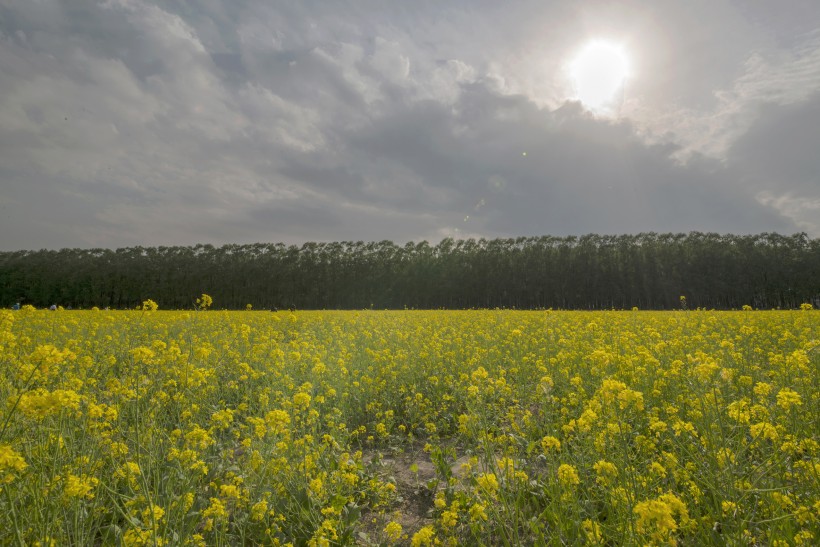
[1, 232, 818, 310]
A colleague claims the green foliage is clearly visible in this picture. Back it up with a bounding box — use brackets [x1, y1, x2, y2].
[0, 232, 818, 310]
[0, 309, 817, 545]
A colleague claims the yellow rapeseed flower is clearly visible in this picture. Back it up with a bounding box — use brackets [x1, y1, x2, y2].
[540, 435, 561, 453]
[384, 521, 402, 541]
[557, 464, 580, 487]
[750, 422, 779, 443]
[469, 502, 488, 522]
[62, 474, 99, 501]
[0, 444, 28, 483]
[633, 499, 677, 541]
[251, 500, 268, 522]
[293, 392, 312, 409]
[593, 460, 618, 487]
[776, 388, 802, 410]
[476, 473, 499, 497]
[202, 497, 228, 521]
[411, 525, 436, 547]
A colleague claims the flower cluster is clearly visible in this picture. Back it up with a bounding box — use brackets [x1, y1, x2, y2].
[0, 308, 816, 545]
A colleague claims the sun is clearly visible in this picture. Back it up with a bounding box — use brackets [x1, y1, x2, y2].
[570, 41, 630, 111]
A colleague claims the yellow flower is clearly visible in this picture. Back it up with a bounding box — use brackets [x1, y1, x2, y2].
[717, 448, 736, 467]
[219, 484, 242, 500]
[265, 409, 291, 434]
[539, 375, 554, 394]
[633, 499, 677, 540]
[247, 416, 267, 439]
[114, 461, 142, 486]
[471, 366, 489, 382]
[411, 525, 436, 547]
[540, 435, 561, 453]
[210, 408, 234, 429]
[384, 521, 403, 541]
[776, 388, 802, 410]
[617, 388, 644, 411]
[672, 420, 698, 437]
[649, 461, 667, 479]
[496, 456, 516, 478]
[727, 399, 751, 424]
[20, 344, 74, 382]
[0, 444, 28, 483]
[557, 464, 580, 487]
[180, 492, 195, 513]
[469, 502, 488, 522]
[202, 497, 228, 521]
[17, 388, 82, 420]
[633, 493, 689, 543]
[593, 460, 618, 487]
[142, 504, 165, 525]
[753, 382, 772, 397]
[457, 414, 471, 434]
[195, 294, 213, 310]
[123, 528, 163, 546]
[63, 474, 99, 500]
[184, 426, 215, 450]
[434, 491, 447, 510]
[577, 408, 598, 432]
[130, 346, 156, 363]
[750, 422, 779, 443]
[251, 500, 268, 522]
[476, 473, 499, 497]
[293, 392, 312, 409]
[440, 508, 458, 528]
[658, 493, 689, 527]
[582, 519, 603, 544]
[309, 477, 324, 499]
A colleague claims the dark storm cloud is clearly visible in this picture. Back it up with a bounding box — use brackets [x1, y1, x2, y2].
[0, 0, 817, 250]
[726, 93, 820, 233]
[279, 83, 794, 237]
[729, 93, 820, 196]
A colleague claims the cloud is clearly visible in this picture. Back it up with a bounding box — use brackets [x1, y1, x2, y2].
[279, 84, 794, 239]
[0, 1, 816, 250]
[630, 27, 820, 160]
[728, 93, 820, 234]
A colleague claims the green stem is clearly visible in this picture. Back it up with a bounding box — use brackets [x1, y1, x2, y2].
[5, 483, 26, 547]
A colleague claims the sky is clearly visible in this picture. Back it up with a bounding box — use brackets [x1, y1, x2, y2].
[1, 0, 819, 251]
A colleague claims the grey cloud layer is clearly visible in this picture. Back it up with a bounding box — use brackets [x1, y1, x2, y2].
[0, 0, 817, 250]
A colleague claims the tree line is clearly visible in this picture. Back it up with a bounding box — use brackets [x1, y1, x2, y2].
[1, 232, 818, 310]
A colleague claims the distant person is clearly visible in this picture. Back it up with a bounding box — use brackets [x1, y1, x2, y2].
[12, 302, 20, 310]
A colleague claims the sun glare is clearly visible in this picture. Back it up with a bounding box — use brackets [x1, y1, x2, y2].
[570, 41, 630, 111]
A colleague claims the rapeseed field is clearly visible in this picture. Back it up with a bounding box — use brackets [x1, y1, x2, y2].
[0, 307, 817, 545]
